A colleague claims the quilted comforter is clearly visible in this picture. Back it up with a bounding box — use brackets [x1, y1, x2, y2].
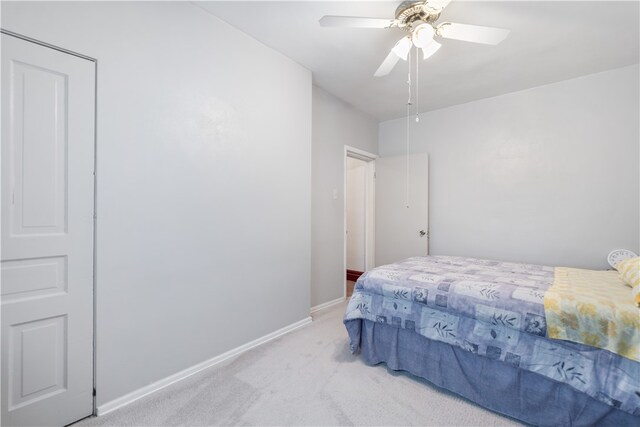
[344, 255, 640, 416]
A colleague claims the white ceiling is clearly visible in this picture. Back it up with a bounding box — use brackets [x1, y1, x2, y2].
[195, 1, 640, 121]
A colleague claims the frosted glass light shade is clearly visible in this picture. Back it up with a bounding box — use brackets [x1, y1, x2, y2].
[412, 23, 435, 48]
[421, 40, 442, 60]
[391, 37, 412, 60]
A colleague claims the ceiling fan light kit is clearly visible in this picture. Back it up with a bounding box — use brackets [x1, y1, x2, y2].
[411, 23, 435, 48]
[392, 37, 413, 60]
[421, 40, 441, 60]
[319, 0, 511, 77]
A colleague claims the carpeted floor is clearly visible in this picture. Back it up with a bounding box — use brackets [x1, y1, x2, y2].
[77, 302, 521, 426]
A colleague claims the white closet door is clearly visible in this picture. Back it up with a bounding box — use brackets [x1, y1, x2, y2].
[375, 153, 429, 266]
[1, 34, 95, 426]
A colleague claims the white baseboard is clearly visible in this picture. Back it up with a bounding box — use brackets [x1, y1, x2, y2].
[96, 316, 313, 416]
[310, 296, 345, 314]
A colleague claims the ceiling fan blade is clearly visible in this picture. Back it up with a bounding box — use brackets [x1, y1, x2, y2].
[423, 0, 452, 14]
[374, 51, 401, 77]
[436, 22, 510, 45]
[421, 40, 442, 60]
[319, 16, 396, 29]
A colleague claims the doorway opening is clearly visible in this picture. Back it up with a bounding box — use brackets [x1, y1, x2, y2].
[343, 146, 377, 299]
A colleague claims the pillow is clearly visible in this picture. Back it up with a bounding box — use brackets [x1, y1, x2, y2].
[616, 256, 640, 307]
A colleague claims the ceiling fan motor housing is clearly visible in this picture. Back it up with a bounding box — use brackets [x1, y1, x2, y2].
[395, 1, 441, 27]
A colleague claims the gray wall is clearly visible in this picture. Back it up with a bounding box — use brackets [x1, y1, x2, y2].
[2, 1, 312, 406]
[379, 65, 640, 269]
[312, 86, 378, 307]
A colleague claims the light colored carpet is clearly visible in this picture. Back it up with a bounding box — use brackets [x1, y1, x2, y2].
[77, 302, 521, 426]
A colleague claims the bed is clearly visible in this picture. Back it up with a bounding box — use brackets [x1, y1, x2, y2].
[344, 255, 640, 426]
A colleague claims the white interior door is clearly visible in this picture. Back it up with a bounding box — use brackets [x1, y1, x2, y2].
[1, 34, 95, 426]
[375, 153, 429, 266]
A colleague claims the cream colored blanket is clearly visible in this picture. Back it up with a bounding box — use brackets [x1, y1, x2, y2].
[544, 267, 640, 361]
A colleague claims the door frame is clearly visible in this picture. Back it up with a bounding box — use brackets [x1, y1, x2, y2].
[343, 146, 378, 298]
[1, 28, 99, 418]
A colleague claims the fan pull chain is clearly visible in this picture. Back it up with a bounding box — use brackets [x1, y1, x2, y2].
[405, 48, 412, 209]
[415, 46, 420, 123]
[407, 50, 412, 106]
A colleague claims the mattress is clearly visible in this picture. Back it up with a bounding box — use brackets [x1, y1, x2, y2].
[344, 255, 640, 424]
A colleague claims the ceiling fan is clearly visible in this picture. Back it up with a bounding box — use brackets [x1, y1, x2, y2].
[319, 0, 510, 77]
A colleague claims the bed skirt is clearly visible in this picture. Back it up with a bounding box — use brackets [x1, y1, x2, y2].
[346, 319, 637, 427]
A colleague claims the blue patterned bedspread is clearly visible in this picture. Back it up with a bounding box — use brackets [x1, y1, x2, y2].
[344, 255, 640, 416]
